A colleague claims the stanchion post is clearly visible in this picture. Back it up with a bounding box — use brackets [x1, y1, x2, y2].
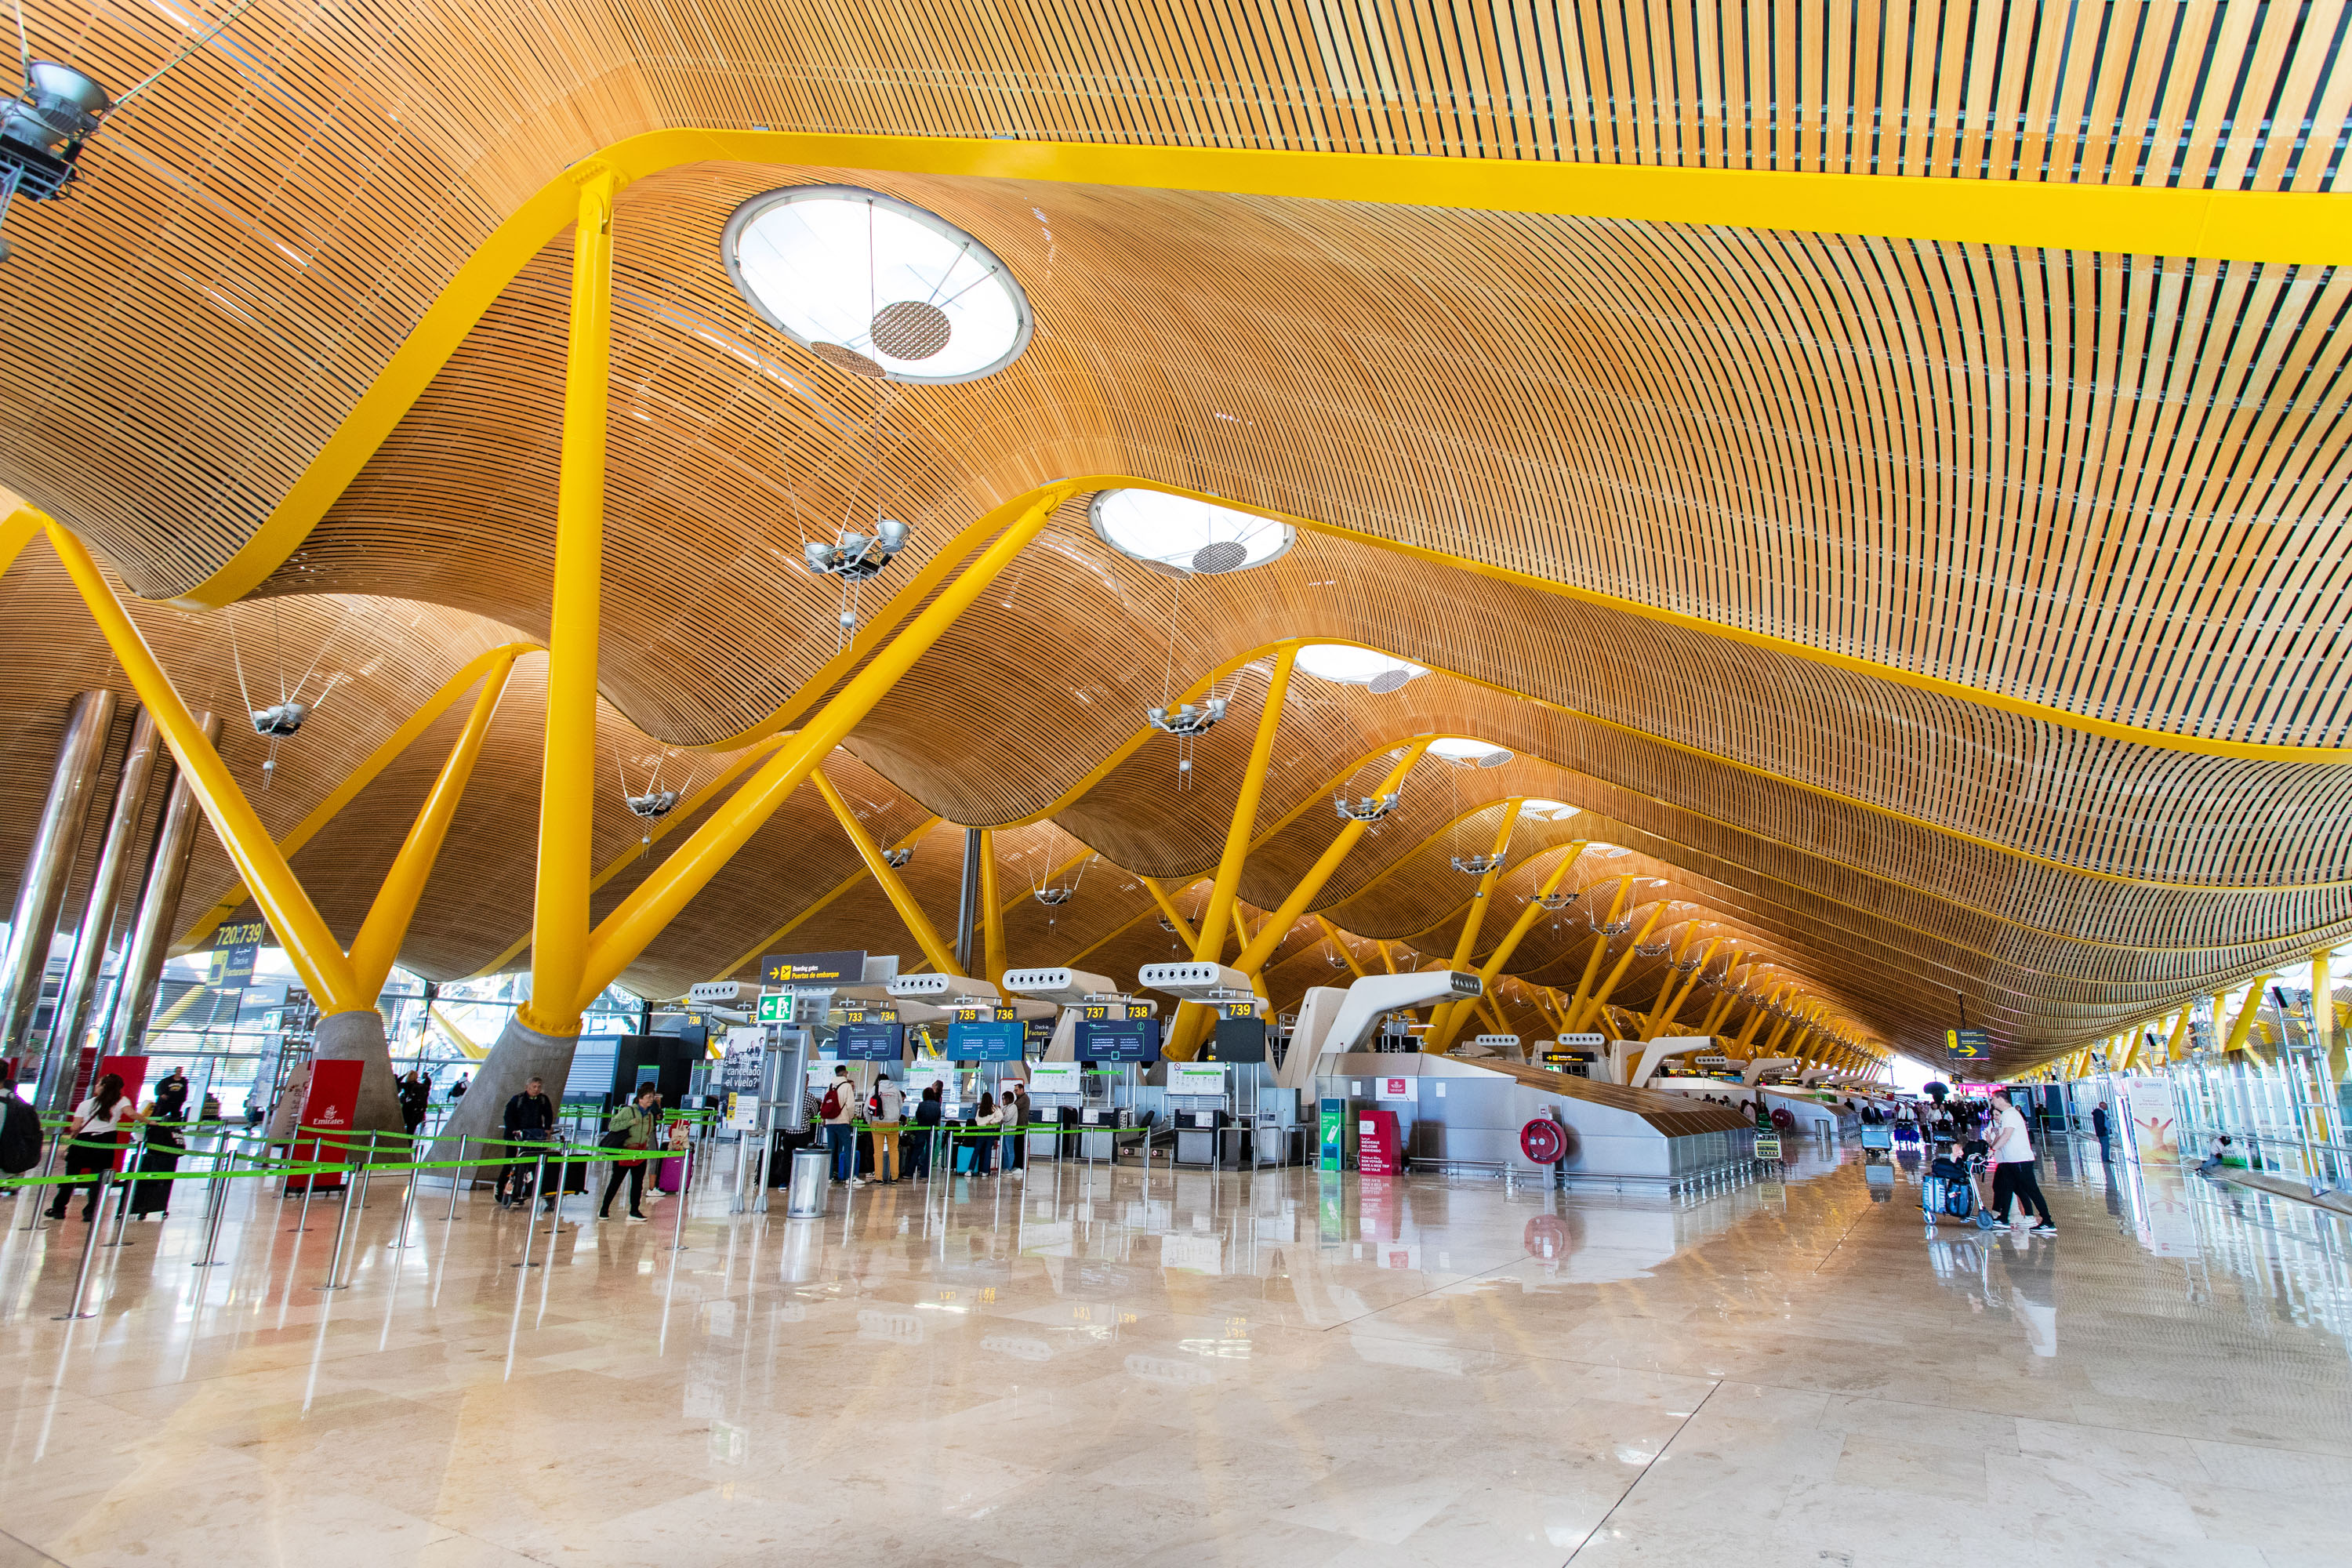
[514, 1149, 547, 1268]
[315, 1142, 359, 1290]
[393, 1158, 421, 1249]
[194, 1149, 235, 1267]
[670, 1146, 691, 1254]
[53, 1171, 113, 1319]
[445, 1134, 468, 1221]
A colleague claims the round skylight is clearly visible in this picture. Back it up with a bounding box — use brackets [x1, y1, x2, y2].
[1429, 738, 1513, 768]
[1090, 490, 1294, 575]
[1294, 644, 1427, 689]
[1519, 798, 1581, 820]
[723, 186, 1033, 383]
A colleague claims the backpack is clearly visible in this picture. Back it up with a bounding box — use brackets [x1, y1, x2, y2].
[0, 1095, 40, 1174]
[819, 1084, 843, 1119]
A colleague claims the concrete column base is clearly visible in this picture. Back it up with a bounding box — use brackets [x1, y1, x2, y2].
[265, 1008, 407, 1151]
[429, 1011, 580, 1183]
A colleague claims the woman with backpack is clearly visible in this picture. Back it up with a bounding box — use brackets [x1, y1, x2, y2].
[47, 1072, 131, 1221]
[597, 1083, 660, 1221]
[970, 1091, 1005, 1176]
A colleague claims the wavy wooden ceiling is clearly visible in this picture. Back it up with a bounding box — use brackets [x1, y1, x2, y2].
[0, 2, 2343, 1073]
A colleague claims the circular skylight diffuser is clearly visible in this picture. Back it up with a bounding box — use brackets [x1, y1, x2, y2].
[1091, 490, 1294, 575]
[1429, 737, 1512, 767]
[724, 186, 1033, 383]
[1519, 798, 1581, 820]
[1294, 644, 1427, 688]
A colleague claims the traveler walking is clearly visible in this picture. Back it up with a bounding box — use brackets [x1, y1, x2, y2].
[598, 1083, 660, 1221]
[1987, 1087, 2056, 1235]
[47, 1072, 131, 1221]
[128, 1108, 183, 1219]
[868, 1075, 905, 1185]
[496, 1076, 557, 1209]
[822, 1065, 859, 1182]
[397, 1070, 430, 1141]
[2091, 1102, 2112, 1163]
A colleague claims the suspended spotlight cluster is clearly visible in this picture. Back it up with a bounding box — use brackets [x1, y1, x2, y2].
[881, 845, 913, 869]
[250, 702, 306, 738]
[1592, 909, 1633, 936]
[804, 518, 911, 584]
[1635, 937, 1671, 958]
[1146, 697, 1225, 739]
[1534, 891, 1577, 910]
[626, 789, 679, 820]
[0, 61, 106, 263]
[1451, 854, 1502, 876]
[1335, 791, 1399, 824]
[1033, 886, 1074, 906]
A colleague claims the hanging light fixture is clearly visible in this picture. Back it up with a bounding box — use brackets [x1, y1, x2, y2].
[1335, 791, 1399, 823]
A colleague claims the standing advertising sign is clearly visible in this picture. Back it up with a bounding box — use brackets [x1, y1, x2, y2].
[2122, 1074, 2180, 1159]
[287, 1058, 364, 1192]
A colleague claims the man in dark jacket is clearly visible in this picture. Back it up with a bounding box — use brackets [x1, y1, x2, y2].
[905, 1084, 944, 1180]
[2091, 1102, 2112, 1163]
[151, 1068, 190, 1123]
[496, 1076, 557, 1209]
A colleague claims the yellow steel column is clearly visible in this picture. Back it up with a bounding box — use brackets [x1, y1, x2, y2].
[524, 165, 619, 1037]
[575, 484, 1074, 1009]
[1139, 877, 1203, 950]
[2162, 1007, 2191, 1062]
[1426, 834, 1580, 1053]
[1234, 739, 1433, 975]
[1566, 902, 1664, 1033]
[1421, 799, 1526, 1052]
[979, 829, 1007, 987]
[2313, 949, 2339, 1076]
[1555, 878, 1628, 1037]
[346, 652, 519, 997]
[1313, 916, 1367, 978]
[813, 768, 966, 978]
[1167, 647, 1298, 1058]
[2223, 982, 2268, 1055]
[1643, 934, 1720, 1041]
[1377, 942, 1398, 974]
[42, 525, 363, 1012]
[1733, 985, 1785, 1052]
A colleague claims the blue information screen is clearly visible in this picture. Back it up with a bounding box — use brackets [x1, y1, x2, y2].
[836, 1022, 904, 1062]
[1076, 1016, 1161, 1063]
[946, 1017, 1025, 1062]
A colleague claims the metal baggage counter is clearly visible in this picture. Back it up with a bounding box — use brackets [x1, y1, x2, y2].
[1316, 1054, 1757, 1192]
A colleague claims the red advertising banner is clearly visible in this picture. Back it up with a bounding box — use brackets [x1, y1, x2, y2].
[93, 1054, 148, 1171]
[1357, 1107, 1402, 1175]
[287, 1058, 364, 1192]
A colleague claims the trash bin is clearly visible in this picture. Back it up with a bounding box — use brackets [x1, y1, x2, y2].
[786, 1147, 829, 1218]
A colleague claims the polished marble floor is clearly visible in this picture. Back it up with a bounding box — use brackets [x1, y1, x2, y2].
[0, 1137, 2349, 1566]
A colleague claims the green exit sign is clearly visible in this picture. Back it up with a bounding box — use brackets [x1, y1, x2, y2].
[757, 992, 794, 1024]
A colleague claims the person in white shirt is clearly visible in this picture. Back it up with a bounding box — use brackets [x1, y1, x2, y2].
[46, 1072, 132, 1221]
[1987, 1088, 2055, 1235]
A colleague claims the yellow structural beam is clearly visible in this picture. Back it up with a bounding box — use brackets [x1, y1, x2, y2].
[522, 168, 619, 1036]
[1733, 985, 1788, 1052]
[713, 818, 938, 981]
[572, 485, 1074, 1014]
[1167, 648, 1298, 1059]
[1566, 903, 1667, 1034]
[43, 524, 364, 1012]
[814, 769, 964, 979]
[1555, 879, 1631, 1036]
[347, 652, 518, 998]
[1429, 838, 1583, 1054]
[978, 829, 1007, 988]
[1235, 739, 1434, 975]
[2223, 982, 2270, 1055]
[180, 640, 542, 953]
[1643, 936, 1722, 1041]
[1422, 799, 1526, 1052]
[1314, 916, 1367, 979]
[1141, 877, 1203, 952]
